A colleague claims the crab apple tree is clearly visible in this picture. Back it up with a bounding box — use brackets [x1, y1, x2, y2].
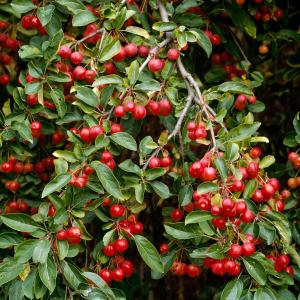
[0, 0, 299, 299]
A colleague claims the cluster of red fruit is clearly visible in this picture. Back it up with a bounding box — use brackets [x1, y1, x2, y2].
[253, 3, 284, 22]
[187, 121, 207, 140]
[82, 23, 101, 44]
[3, 199, 29, 214]
[99, 256, 134, 284]
[56, 226, 82, 244]
[267, 254, 294, 275]
[148, 155, 173, 169]
[234, 94, 257, 111]
[20, 14, 47, 35]
[288, 151, 300, 169]
[188, 152, 216, 180]
[170, 261, 202, 277]
[102, 238, 129, 257]
[204, 30, 221, 46]
[211, 51, 246, 80]
[114, 98, 173, 120]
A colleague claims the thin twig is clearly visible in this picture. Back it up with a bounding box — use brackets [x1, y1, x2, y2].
[72, 28, 105, 48]
[139, 38, 172, 73]
[143, 147, 162, 170]
[168, 83, 194, 140]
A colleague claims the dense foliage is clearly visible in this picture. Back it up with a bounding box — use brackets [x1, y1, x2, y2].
[0, 0, 299, 299]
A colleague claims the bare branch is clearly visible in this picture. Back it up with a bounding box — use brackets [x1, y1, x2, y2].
[168, 83, 194, 140]
[142, 147, 162, 170]
[72, 28, 105, 48]
[139, 38, 171, 73]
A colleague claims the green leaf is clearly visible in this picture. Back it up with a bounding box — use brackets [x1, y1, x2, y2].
[19, 45, 43, 60]
[259, 155, 275, 169]
[119, 159, 141, 175]
[197, 182, 219, 195]
[12, 121, 33, 144]
[128, 60, 140, 85]
[76, 87, 99, 108]
[9, 279, 24, 300]
[135, 80, 161, 92]
[243, 257, 267, 285]
[175, 0, 203, 14]
[152, 21, 177, 32]
[135, 184, 145, 204]
[92, 75, 123, 87]
[72, 10, 97, 26]
[11, 0, 35, 14]
[15, 240, 39, 263]
[133, 235, 163, 273]
[220, 278, 243, 300]
[124, 26, 150, 39]
[278, 289, 297, 300]
[225, 122, 261, 143]
[145, 168, 166, 180]
[253, 287, 276, 300]
[243, 179, 258, 199]
[91, 161, 124, 200]
[218, 81, 253, 95]
[61, 261, 85, 290]
[42, 173, 72, 198]
[0, 259, 24, 286]
[50, 89, 67, 118]
[57, 240, 69, 260]
[99, 39, 121, 63]
[226, 5, 256, 38]
[0, 232, 23, 248]
[189, 29, 212, 57]
[110, 132, 137, 151]
[53, 150, 78, 163]
[258, 222, 276, 245]
[37, 5, 55, 26]
[224, 143, 239, 161]
[150, 181, 171, 199]
[0, 214, 41, 233]
[38, 257, 57, 292]
[185, 211, 213, 224]
[164, 222, 201, 239]
[214, 157, 227, 181]
[178, 185, 193, 206]
[33, 239, 51, 264]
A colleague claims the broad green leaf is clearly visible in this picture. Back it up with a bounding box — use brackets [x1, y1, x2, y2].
[15, 240, 39, 263]
[226, 5, 256, 38]
[82, 272, 107, 288]
[110, 132, 137, 151]
[224, 143, 239, 161]
[135, 184, 145, 204]
[37, 5, 55, 26]
[197, 182, 219, 195]
[57, 240, 69, 260]
[0, 232, 23, 248]
[259, 155, 275, 169]
[189, 29, 212, 57]
[243, 179, 258, 198]
[53, 150, 78, 163]
[33, 240, 51, 264]
[128, 60, 139, 85]
[42, 173, 72, 198]
[61, 261, 85, 290]
[0, 259, 24, 286]
[175, 0, 203, 14]
[150, 181, 171, 199]
[11, 0, 35, 14]
[12, 121, 33, 144]
[124, 26, 150, 39]
[145, 168, 166, 181]
[152, 21, 177, 32]
[133, 235, 163, 273]
[278, 289, 297, 300]
[225, 122, 261, 143]
[99, 39, 121, 62]
[258, 222, 276, 245]
[221, 278, 243, 300]
[218, 81, 253, 95]
[243, 257, 267, 285]
[0, 214, 41, 233]
[164, 222, 201, 239]
[253, 287, 276, 300]
[185, 211, 213, 224]
[38, 257, 57, 292]
[135, 80, 161, 92]
[76, 87, 99, 108]
[50, 89, 67, 118]
[119, 159, 141, 175]
[9, 279, 24, 300]
[178, 185, 193, 206]
[92, 75, 123, 87]
[72, 10, 97, 26]
[214, 157, 227, 181]
[91, 161, 124, 200]
[19, 46, 43, 60]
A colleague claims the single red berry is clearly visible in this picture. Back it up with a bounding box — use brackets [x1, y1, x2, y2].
[167, 48, 180, 61]
[170, 208, 183, 222]
[57, 229, 68, 240]
[112, 268, 125, 282]
[160, 243, 169, 254]
[102, 243, 115, 256]
[99, 268, 113, 283]
[109, 204, 125, 218]
[124, 43, 138, 57]
[58, 45, 72, 59]
[228, 244, 242, 258]
[70, 51, 83, 65]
